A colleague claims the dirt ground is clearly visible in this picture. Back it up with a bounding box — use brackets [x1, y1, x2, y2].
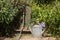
[1, 34, 56, 40]
[20, 34, 56, 40]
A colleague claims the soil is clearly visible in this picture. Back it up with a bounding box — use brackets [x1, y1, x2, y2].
[20, 34, 56, 40]
[0, 34, 56, 40]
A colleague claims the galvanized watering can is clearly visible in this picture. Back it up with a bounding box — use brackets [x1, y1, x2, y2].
[29, 22, 46, 37]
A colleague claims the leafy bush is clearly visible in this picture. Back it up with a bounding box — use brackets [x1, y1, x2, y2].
[31, 1, 60, 36]
[0, 0, 19, 36]
[34, 0, 55, 5]
[0, 0, 18, 24]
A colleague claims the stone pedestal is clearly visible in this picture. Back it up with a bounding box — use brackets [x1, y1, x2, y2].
[25, 6, 31, 27]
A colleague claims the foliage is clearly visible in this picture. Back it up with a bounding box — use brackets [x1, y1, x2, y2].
[0, 0, 19, 36]
[34, 0, 55, 4]
[31, 0, 60, 36]
[0, 0, 18, 24]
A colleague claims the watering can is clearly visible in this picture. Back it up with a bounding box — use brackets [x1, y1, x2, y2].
[29, 22, 46, 37]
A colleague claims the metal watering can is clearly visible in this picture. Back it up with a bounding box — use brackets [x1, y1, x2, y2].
[29, 22, 46, 37]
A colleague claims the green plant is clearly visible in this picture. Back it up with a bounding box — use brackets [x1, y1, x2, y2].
[0, 0, 18, 24]
[31, 0, 60, 36]
[0, 0, 19, 36]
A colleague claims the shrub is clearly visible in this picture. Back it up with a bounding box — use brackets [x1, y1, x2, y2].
[0, 0, 19, 36]
[0, 0, 18, 24]
[31, 1, 60, 36]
